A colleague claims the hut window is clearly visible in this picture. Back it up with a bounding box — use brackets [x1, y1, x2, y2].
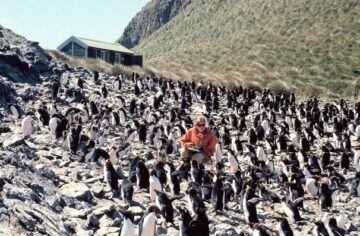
[115, 53, 121, 64]
[101, 50, 106, 60]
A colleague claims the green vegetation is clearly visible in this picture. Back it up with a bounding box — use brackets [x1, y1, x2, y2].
[133, 0, 360, 98]
[48, 50, 145, 76]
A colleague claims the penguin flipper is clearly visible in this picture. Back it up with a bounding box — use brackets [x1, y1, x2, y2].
[292, 197, 304, 208]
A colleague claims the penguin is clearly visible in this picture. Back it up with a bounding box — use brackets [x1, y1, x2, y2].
[138, 205, 160, 236]
[313, 221, 330, 236]
[340, 152, 350, 173]
[101, 84, 108, 98]
[188, 207, 209, 236]
[186, 188, 205, 216]
[176, 206, 192, 236]
[21, 113, 35, 137]
[164, 162, 180, 196]
[77, 77, 84, 89]
[348, 172, 360, 197]
[230, 170, 243, 197]
[276, 217, 294, 236]
[256, 145, 266, 162]
[77, 140, 95, 162]
[211, 174, 225, 212]
[300, 135, 310, 152]
[243, 186, 259, 224]
[154, 190, 174, 225]
[201, 171, 213, 201]
[119, 178, 134, 205]
[9, 103, 23, 120]
[318, 182, 334, 211]
[119, 209, 135, 236]
[37, 108, 50, 127]
[111, 112, 120, 126]
[154, 161, 167, 187]
[52, 79, 60, 100]
[137, 122, 147, 144]
[103, 159, 120, 196]
[227, 149, 240, 172]
[136, 161, 150, 189]
[129, 99, 137, 115]
[190, 160, 204, 185]
[113, 77, 122, 91]
[89, 101, 99, 115]
[281, 196, 303, 222]
[149, 169, 162, 202]
[248, 128, 257, 145]
[327, 218, 346, 236]
[305, 175, 319, 199]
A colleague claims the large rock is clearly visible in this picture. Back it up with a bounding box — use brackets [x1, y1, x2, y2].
[0, 25, 52, 83]
[3, 134, 27, 148]
[60, 182, 93, 202]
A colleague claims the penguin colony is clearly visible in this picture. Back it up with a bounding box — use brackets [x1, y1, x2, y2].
[7, 70, 360, 236]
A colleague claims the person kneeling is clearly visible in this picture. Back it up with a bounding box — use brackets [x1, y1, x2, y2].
[180, 116, 217, 164]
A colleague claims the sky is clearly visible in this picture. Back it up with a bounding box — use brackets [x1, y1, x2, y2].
[0, 0, 150, 49]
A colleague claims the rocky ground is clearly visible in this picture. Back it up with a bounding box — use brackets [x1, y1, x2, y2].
[0, 25, 360, 236]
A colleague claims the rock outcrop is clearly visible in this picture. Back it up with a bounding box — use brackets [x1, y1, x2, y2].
[0, 25, 52, 83]
[116, 0, 191, 48]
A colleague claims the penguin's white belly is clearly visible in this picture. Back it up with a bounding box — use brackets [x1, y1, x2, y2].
[140, 213, 156, 236]
[306, 179, 318, 197]
[282, 202, 295, 221]
[242, 198, 249, 223]
[11, 106, 19, 119]
[120, 219, 135, 236]
[149, 177, 162, 201]
[228, 155, 238, 172]
[22, 116, 34, 137]
[49, 118, 59, 136]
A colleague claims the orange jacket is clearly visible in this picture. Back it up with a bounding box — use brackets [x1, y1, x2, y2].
[180, 127, 217, 160]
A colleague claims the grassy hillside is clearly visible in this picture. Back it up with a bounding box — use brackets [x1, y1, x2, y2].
[134, 0, 360, 97]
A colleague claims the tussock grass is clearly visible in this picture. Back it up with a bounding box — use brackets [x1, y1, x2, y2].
[133, 0, 360, 98]
[48, 50, 146, 76]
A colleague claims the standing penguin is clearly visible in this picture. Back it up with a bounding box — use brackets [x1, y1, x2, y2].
[186, 188, 206, 216]
[37, 108, 50, 126]
[9, 103, 23, 121]
[119, 209, 135, 236]
[313, 221, 330, 236]
[21, 112, 35, 137]
[138, 206, 160, 236]
[327, 218, 346, 236]
[101, 84, 108, 98]
[137, 122, 147, 144]
[165, 162, 180, 196]
[189, 207, 209, 236]
[243, 186, 259, 224]
[136, 161, 150, 190]
[52, 79, 60, 100]
[119, 177, 134, 205]
[281, 196, 303, 222]
[340, 152, 350, 173]
[319, 182, 334, 211]
[176, 206, 192, 236]
[190, 160, 204, 185]
[104, 159, 120, 197]
[149, 170, 162, 202]
[154, 190, 174, 226]
[276, 217, 294, 236]
[211, 174, 225, 212]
